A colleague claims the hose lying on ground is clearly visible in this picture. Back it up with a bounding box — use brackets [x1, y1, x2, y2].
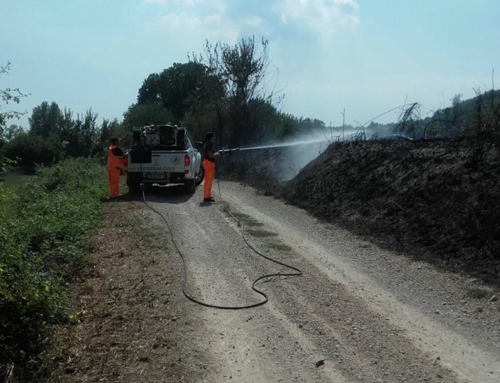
[141, 182, 302, 310]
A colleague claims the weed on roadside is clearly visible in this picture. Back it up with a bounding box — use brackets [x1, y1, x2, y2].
[267, 242, 293, 252]
[231, 212, 264, 227]
[247, 229, 278, 238]
[221, 205, 264, 228]
[263, 189, 273, 196]
[0, 158, 107, 382]
[466, 288, 490, 300]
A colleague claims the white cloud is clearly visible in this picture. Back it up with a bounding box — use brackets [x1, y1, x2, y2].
[144, 0, 193, 5]
[144, 0, 224, 13]
[158, 11, 239, 43]
[144, 0, 360, 43]
[276, 0, 360, 36]
[143, 0, 236, 48]
[243, 15, 265, 29]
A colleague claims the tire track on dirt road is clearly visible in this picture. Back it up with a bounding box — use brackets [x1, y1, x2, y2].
[221, 182, 500, 383]
[147, 190, 347, 382]
[145, 182, 499, 382]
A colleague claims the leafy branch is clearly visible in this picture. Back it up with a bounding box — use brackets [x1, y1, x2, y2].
[0, 62, 28, 135]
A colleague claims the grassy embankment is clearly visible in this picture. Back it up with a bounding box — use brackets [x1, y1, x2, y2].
[0, 159, 107, 382]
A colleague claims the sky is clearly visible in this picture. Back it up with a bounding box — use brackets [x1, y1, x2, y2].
[1, 0, 499, 129]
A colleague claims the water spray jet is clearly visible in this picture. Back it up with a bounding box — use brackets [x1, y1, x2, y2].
[219, 137, 331, 153]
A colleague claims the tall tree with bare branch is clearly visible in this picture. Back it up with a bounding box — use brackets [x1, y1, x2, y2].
[192, 36, 272, 146]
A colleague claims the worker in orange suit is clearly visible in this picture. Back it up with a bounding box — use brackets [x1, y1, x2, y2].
[107, 138, 125, 199]
[202, 132, 220, 202]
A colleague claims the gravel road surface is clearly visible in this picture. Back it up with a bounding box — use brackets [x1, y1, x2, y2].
[143, 181, 500, 383]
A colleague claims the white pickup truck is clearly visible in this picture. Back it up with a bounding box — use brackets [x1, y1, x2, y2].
[124, 124, 204, 193]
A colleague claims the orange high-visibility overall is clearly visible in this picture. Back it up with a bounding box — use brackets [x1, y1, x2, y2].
[203, 159, 215, 199]
[107, 145, 123, 198]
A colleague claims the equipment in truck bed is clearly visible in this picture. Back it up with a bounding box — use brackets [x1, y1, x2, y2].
[132, 124, 186, 150]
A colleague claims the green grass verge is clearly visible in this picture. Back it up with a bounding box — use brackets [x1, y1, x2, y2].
[466, 288, 490, 300]
[0, 158, 107, 381]
[267, 242, 293, 252]
[231, 212, 264, 227]
[221, 206, 264, 228]
[247, 229, 278, 238]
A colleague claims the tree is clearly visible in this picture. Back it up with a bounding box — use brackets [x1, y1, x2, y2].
[29, 101, 63, 138]
[451, 93, 463, 107]
[0, 62, 26, 136]
[61, 109, 99, 158]
[137, 73, 161, 105]
[5, 101, 117, 166]
[183, 59, 228, 145]
[248, 98, 281, 142]
[0, 137, 3, 176]
[4, 132, 60, 166]
[192, 36, 274, 145]
[222, 37, 270, 107]
[98, 118, 121, 149]
[279, 113, 302, 138]
[123, 103, 175, 129]
[182, 71, 226, 142]
[1, 124, 23, 142]
[299, 118, 327, 132]
[137, 62, 209, 121]
[1, 62, 27, 177]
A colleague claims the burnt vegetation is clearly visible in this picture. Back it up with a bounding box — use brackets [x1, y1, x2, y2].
[283, 89, 500, 283]
[217, 88, 500, 284]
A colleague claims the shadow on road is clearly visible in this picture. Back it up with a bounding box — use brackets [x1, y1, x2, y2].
[106, 184, 198, 205]
[145, 185, 196, 205]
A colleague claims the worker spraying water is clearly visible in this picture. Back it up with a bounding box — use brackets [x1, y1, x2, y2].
[134, 129, 303, 311]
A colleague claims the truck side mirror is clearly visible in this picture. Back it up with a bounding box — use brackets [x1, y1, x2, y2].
[195, 142, 203, 150]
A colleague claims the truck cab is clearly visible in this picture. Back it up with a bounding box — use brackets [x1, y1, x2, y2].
[124, 124, 204, 193]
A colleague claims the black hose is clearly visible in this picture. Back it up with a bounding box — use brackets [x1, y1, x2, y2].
[141, 182, 302, 310]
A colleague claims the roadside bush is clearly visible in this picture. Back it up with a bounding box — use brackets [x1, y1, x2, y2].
[0, 158, 107, 382]
[3, 133, 62, 167]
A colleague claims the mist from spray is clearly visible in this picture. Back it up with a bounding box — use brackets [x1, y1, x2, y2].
[239, 137, 329, 151]
[232, 128, 363, 181]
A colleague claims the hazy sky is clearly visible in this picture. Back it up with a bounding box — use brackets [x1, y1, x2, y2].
[1, 0, 499, 129]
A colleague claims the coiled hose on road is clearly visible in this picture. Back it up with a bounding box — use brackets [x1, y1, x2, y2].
[141, 180, 302, 310]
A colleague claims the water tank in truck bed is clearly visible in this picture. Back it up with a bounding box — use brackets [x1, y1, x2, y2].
[131, 124, 186, 150]
[156, 124, 185, 148]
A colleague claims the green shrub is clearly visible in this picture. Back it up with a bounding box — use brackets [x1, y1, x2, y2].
[0, 158, 107, 381]
[3, 133, 62, 167]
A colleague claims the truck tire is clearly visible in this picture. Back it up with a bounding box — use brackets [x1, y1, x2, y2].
[184, 178, 196, 194]
[195, 165, 205, 185]
[127, 179, 141, 194]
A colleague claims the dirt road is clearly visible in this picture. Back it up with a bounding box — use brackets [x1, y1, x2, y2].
[142, 181, 500, 383]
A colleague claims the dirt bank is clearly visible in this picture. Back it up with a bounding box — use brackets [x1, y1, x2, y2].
[219, 140, 500, 285]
